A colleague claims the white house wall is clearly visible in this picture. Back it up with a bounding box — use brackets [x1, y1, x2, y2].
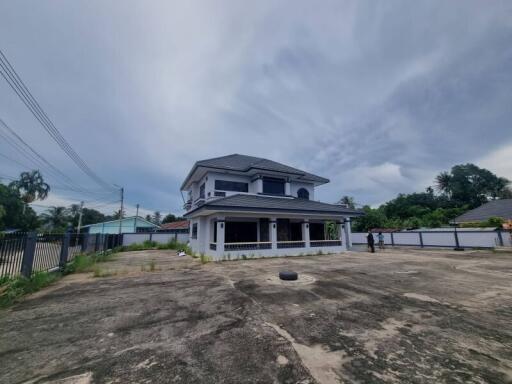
[290, 182, 315, 200]
[189, 171, 320, 204]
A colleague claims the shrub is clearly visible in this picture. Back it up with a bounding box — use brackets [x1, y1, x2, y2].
[142, 240, 158, 248]
[0, 271, 59, 308]
[199, 253, 210, 264]
[65, 251, 116, 274]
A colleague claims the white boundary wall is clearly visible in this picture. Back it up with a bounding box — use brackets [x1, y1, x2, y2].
[122, 232, 189, 246]
[352, 230, 510, 248]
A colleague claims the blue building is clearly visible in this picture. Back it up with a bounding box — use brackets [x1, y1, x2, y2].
[82, 216, 159, 234]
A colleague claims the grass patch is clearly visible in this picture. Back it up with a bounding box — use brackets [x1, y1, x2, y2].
[199, 253, 211, 264]
[0, 249, 117, 309]
[0, 271, 60, 308]
[117, 240, 192, 255]
[140, 259, 158, 272]
[92, 265, 117, 278]
[65, 250, 117, 274]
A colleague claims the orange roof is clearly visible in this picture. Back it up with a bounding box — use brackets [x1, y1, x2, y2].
[160, 220, 189, 230]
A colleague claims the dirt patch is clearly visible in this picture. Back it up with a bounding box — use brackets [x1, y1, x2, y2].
[1, 248, 512, 383]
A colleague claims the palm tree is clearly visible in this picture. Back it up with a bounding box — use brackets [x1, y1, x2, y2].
[435, 171, 452, 196]
[41, 206, 71, 230]
[337, 195, 356, 209]
[9, 170, 50, 213]
[152, 211, 162, 225]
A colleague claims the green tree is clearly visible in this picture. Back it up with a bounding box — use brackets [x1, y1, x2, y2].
[434, 164, 511, 208]
[112, 209, 126, 220]
[0, 183, 39, 231]
[9, 170, 50, 213]
[162, 213, 184, 224]
[40, 206, 72, 231]
[352, 206, 388, 232]
[152, 211, 162, 225]
[337, 195, 356, 209]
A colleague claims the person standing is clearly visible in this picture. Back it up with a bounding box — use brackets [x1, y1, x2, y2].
[367, 231, 375, 253]
[378, 232, 385, 249]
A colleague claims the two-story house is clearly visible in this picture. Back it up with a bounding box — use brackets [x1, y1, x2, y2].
[181, 154, 363, 259]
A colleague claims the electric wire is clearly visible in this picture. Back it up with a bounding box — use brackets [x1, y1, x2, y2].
[0, 49, 116, 192]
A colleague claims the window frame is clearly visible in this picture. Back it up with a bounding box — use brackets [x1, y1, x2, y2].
[262, 177, 285, 195]
[214, 179, 249, 193]
[297, 187, 310, 200]
[191, 223, 198, 239]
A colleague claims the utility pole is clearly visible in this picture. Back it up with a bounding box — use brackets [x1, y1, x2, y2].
[76, 200, 84, 246]
[118, 187, 124, 235]
[134, 203, 139, 232]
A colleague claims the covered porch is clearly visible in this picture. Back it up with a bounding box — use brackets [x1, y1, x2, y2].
[203, 215, 352, 259]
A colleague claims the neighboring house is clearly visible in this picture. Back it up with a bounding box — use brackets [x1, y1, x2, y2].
[158, 220, 189, 232]
[82, 216, 160, 234]
[454, 199, 512, 224]
[181, 154, 363, 259]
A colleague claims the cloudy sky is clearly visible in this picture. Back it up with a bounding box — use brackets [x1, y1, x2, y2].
[1, 0, 511, 216]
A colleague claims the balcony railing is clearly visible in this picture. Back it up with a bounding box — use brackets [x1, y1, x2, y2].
[224, 242, 272, 251]
[276, 241, 306, 249]
[310, 240, 342, 247]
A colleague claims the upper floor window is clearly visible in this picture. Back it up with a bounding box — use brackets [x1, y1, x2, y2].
[297, 188, 309, 200]
[263, 177, 285, 195]
[215, 180, 248, 193]
[199, 183, 205, 199]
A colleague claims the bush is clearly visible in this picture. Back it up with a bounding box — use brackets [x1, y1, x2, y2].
[0, 271, 59, 308]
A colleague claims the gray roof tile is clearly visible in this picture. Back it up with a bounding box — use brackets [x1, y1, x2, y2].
[186, 194, 363, 216]
[182, 154, 329, 189]
[455, 199, 512, 222]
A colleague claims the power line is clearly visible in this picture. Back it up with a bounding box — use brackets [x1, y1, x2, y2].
[0, 48, 116, 192]
[0, 118, 117, 199]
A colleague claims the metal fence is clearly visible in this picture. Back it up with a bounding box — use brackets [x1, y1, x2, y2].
[0, 232, 122, 279]
[352, 230, 512, 249]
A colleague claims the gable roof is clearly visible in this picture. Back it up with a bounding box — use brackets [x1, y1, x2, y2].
[181, 154, 329, 189]
[454, 199, 512, 223]
[81, 216, 159, 228]
[185, 194, 363, 217]
[159, 220, 189, 230]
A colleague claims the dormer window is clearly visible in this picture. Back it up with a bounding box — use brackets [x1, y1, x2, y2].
[297, 188, 309, 200]
[262, 177, 285, 195]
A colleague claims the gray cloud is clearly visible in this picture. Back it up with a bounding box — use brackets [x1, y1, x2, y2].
[1, 0, 511, 214]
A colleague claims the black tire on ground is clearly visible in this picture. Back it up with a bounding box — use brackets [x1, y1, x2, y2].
[279, 271, 298, 281]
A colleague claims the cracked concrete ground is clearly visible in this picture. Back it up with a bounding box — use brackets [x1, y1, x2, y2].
[0, 248, 511, 383]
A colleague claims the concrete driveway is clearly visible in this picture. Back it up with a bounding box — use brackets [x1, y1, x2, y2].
[0, 248, 511, 383]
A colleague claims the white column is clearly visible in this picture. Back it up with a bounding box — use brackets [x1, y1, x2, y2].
[270, 217, 277, 250]
[204, 216, 211, 253]
[344, 218, 352, 249]
[336, 221, 346, 250]
[285, 182, 291, 196]
[255, 178, 263, 193]
[216, 217, 225, 255]
[302, 220, 310, 248]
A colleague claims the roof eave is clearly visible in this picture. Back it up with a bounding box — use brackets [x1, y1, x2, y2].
[184, 204, 364, 218]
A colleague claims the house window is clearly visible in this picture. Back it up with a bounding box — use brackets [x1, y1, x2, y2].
[263, 177, 285, 195]
[297, 188, 309, 200]
[199, 183, 205, 199]
[215, 180, 248, 192]
[192, 223, 198, 239]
